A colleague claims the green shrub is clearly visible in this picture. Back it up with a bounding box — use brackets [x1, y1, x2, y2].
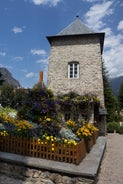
[118, 126, 123, 134]
[107, 122, 120, 133]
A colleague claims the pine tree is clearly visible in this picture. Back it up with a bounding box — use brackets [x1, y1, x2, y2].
[118, 82, 123, 111]
[102, 61, 118, 122]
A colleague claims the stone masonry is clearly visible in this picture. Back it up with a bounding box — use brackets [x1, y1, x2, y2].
[48, 35, 104, 106]
[0, 162, 94, 184]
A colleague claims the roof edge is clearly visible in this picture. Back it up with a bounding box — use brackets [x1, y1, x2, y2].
[47, 32, 105, 54]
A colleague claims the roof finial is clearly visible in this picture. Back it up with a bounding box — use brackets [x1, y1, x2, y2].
[76, 15, 79, 19]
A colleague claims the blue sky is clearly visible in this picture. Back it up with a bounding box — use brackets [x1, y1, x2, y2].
[0, 0, 123, 88]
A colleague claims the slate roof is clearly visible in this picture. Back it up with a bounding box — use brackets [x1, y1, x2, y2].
[47, 17, 105, 54]
[58, 17, 94, 36]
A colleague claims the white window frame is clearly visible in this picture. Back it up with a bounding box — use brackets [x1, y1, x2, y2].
[68, 62, 79, 79]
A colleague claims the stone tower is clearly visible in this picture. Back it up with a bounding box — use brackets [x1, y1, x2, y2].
[47, 17, 105, 106]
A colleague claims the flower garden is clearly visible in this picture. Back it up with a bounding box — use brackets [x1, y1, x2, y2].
[0, 88, 99, 164]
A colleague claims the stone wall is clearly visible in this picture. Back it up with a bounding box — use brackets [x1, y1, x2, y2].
[48, 35, 104, 106]
[0, 161, 94, 184]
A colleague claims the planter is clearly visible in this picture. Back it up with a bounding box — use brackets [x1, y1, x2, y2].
[85, 137, 94, 153]
[85, 132, 98, 152]
[93, 131, 98, 143]
[0, 135, 86, 165]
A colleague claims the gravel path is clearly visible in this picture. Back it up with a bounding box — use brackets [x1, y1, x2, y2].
[97, 133, 123, 184]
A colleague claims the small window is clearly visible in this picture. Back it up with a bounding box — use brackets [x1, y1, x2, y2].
[68, 62, 79, 79]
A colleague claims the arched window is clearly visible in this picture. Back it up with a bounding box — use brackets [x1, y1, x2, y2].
[68, 61, 79, 79]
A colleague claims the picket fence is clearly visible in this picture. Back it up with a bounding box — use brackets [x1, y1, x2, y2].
[0, 135, 88, 164]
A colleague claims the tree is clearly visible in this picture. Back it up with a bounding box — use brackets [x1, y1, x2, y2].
[0, 72, 4, 86]
[102, 61, 118, 122]
[13, 88, 29, 110]
[118, 82, 123, 111]
[0, 83, 14, 107]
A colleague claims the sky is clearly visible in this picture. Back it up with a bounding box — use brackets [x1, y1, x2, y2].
[0, 0, 123, 88]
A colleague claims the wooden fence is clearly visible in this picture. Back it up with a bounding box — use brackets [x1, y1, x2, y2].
[0, 135, 87, 165]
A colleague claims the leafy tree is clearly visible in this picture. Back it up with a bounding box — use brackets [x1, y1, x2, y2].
[0, 83, 14, 107]
[102, 61, 118, 122]
[118, 82, 123, 111]
[13, 88, 29, 110]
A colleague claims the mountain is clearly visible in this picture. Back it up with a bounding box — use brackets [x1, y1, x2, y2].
[110, 76, 123, 96]
[0, 67, 21, 88]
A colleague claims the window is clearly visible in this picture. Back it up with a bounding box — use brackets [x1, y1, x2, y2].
[68, 62, 79, 79]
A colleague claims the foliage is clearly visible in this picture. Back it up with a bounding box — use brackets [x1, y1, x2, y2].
[39, 116, 61, 137]
[58, 92, 100, 107]
[0, 87, 100, 144]
[0, 72, 4, 86]
[58, 92, 100, 122]
[77, 125, 91, 140]
[59, 127, 79, 141]
[118, 126, 123, 134]
[12, 88, 29, 110]
[102, 61, 118, 122]
[118, 82, 123, 111]
[0, 83, 15, 107]
[76, 122, 98, 140]
[38, 135, 77, 146]
[0, 106, 17, 118]
[0, 130, 8, 136]
[65, 119, 77, 131]
[107, 122, 120, 133]
[0, 107, 36, 137]
[18, 87, 59, 123]
[114, 114, 123, 123]
[0, 84, 29, 110]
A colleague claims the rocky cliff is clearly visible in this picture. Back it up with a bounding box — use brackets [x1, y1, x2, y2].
[0, 67, 21, 88]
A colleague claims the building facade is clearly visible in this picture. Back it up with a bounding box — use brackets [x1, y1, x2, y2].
[47, 17, 106, 135]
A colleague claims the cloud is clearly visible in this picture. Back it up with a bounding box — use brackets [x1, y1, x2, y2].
[117, 20, 123, 31]
[85, 1, 113, 30]
[31, 0, 61, 6]
[36, 58, 49, 64]
[12, 26, 23, 34]
[25, 72, 35, 78]
[102, 30, 123, 77]
[0, 51, 6, 56]
[82, 0, 101, 2]
[21, 69, 28, 73]
[104, 44, 123, 78]
[13, 56, 24, 61]
[30, 49, 46, 55]
[84, 1, 123, 78]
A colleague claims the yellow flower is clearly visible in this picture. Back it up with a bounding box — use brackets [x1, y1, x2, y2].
[64, 139, 68, 143]
[46, 118, 51, 121]
[46, 136, 50, 141]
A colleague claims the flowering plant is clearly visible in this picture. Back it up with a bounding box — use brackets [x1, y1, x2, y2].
[65, 119, 77, 131]
[0, 107, 35, 137]
[76, 122, 98, 140]
[86, 123, 99, 135]
[0, 130, 8, 136]
[39, 116, 61, 137]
